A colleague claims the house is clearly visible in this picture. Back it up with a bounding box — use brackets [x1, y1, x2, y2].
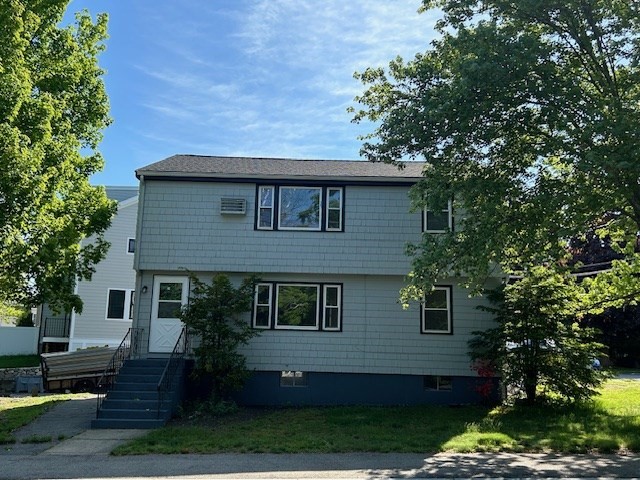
[37, 187, 138, 353]
[131, 155, 499, 406]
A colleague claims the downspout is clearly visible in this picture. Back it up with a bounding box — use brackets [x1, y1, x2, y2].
[67, 276, 79, 351]
[132, 175, 146, 357]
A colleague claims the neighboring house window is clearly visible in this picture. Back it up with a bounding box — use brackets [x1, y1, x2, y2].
[424, 201, 453, 233]
[127, 238, 136, 254]
[280, 371, 308, 387]
[421, 286, 452, 334]
[257, 186, 274, 230]
[106, 289, 135, 320]
[423, 375, 452, 391]
[255, 185, 344, 232]
[253, 282, 342, 331]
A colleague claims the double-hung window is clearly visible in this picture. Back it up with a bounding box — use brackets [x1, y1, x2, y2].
[253, 282, 342, 331]
[106, 289, 135, 321]
[257, 186, 275, 229]
[256, 186, 344, 231]
[421, 286, 452, 334]
[424, 201, 453, 233]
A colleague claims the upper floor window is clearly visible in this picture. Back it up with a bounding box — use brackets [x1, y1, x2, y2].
[256, 185, 344, 232]
[253, 282, 342, 331]
[421, 286, 452, 334]
[127, 238, 136, 254]
[424, 201, 453, 233]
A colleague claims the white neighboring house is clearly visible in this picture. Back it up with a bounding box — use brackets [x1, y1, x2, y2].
[37, 186, 138, 352]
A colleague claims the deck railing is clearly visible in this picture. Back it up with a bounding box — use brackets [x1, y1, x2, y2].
[43, 317, 71, 338]
[95, 327, 143, 416]
[156, 326, 189, 419]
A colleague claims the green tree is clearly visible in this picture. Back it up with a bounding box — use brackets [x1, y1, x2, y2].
[469, 267, 606, 404]
[0, 1, 115, 313]
[352, 0, 640, 305]
[179, 274, 259, 401]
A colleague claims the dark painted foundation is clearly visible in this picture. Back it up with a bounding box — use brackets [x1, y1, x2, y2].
[231, 371, 500, 406]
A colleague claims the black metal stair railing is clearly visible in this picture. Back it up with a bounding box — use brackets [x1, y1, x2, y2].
[156, 326, 189, 419]
[95, 327, 143, 416]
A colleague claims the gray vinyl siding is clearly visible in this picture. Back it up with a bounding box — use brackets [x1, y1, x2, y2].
[136, 181, 421, 275]
[134, 271, 496, 377]
[238, 274, 496, 377]
[70, 201, 137, 350]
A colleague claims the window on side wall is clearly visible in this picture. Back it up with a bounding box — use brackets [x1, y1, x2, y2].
[424, 201, 452, 233]
[421, 286, 452, 334]
[280, 371, 308, 387]
[253, 282, 342, 331]
[255, 185, 344, 232]
[423, 375, 452, 391]
[106, 289, 135, 320]
[127, 238, 135, 254]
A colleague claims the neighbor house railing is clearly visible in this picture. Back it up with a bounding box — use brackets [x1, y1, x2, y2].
[95, 327, 143, 416]
[43, 317, 71, 338]
[156, 326, 189, 419]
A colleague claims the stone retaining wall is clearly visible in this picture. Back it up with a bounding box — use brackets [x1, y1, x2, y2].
[0, 367, 41, 394]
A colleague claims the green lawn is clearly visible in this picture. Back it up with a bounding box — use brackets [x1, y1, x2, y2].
[0, 355, 40, 368]
[0, 395, 72, 444]
[114, 379, 640, 455]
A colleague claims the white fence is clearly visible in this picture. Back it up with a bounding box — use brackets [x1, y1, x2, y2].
[0, 326, 38, 355]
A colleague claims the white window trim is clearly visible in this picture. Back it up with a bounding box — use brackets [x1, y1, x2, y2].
[253, 283, 273, 329]
[257, 186, 275, 230]
[326, 187, 343, 231]
[126, 237, 135, 255]
[277, 186, 323, 231]
[254, 282, 343, 331]
[274, 283, 321, 330]
[421, 286, 452, 334]
[105, 288, 135, 322]
[322, 284, 342, 331]
[423, 200, 453, 233]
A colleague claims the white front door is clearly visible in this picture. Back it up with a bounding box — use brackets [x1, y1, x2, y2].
[149, 276, 189, 353]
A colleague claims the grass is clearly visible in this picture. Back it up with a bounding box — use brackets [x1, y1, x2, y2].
[0, 354, 40, 368]
[0, 395, 73, 444]
[114, 379, 640, 455]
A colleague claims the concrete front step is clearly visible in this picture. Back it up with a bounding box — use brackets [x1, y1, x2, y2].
[118, 366, 166, 375]
[111, 382, 159, 392]
[100, 399, 170, 410]
[97, 408, 170, 420]
[91, 418, 167, 429]
[125, 359, 168, 368]
[116, 374, 163, 384]
[107, 390, 160, 401]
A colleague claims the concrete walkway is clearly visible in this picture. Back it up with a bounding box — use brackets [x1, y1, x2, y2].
[1, 394, 639, 479]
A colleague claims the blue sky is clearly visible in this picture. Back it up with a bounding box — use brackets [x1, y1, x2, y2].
[65, 1, 441, 186]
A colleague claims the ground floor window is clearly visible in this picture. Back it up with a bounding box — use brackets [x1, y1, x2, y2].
[253, 282, 342, 331]
[423, 375, 452, 391]
[421, 286, 452, 334]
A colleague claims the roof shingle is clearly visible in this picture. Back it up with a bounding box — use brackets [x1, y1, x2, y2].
[136, 155, 425, 182]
